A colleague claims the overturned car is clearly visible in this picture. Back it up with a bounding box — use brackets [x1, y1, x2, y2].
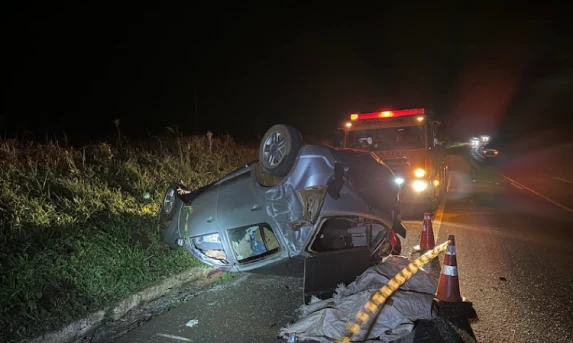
[159, 125, 407, 294]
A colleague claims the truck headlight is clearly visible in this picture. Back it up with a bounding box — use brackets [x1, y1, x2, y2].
[414, 168, 425, 178]
[412, 180, 428, 192]
[395, 177, 405, 185]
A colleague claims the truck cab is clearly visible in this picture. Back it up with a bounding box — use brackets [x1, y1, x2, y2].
[335, 108, 447, 217]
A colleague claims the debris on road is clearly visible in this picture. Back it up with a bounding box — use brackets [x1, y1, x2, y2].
[279, 256, 437, 342]
[185, 319, 199, 328]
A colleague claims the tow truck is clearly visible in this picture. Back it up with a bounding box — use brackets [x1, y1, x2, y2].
[335, 108, 448, 216]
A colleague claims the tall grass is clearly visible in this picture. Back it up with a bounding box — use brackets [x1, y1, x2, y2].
[0, 131, 257, 342]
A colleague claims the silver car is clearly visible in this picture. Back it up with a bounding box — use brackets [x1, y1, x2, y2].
[159, 124, 407, 299]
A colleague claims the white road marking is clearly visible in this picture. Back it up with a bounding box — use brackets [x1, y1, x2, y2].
[498, 173, 573, 214]
[552, 176, 573, 185]
[446, 168, 453, 192]
[541, 173, 573, 185]
[511, 183, 524, 190]
[156, 333, 192, 341]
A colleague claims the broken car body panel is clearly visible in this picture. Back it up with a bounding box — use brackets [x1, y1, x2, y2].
[159, 144, 404, 274]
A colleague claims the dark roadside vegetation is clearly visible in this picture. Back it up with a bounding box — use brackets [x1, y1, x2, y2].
[0, 131, 260, 342]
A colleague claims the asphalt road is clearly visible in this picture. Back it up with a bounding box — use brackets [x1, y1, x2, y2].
[429, 147, 573, 342]
[110, 147, 573, 343]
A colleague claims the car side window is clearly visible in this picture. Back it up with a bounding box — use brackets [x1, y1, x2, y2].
[310, 217, 369, 252]
[227, 224, 280, 263]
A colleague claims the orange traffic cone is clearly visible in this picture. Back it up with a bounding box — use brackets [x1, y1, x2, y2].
[419, 212, 436, 250]
[436, 235, 463, 302]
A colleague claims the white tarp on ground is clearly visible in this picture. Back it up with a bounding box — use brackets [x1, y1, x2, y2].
[279, 256, 437, 342]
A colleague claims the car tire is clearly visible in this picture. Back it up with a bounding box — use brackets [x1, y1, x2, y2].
[258, 124, 303, 177]
[160, 182, 186, 223]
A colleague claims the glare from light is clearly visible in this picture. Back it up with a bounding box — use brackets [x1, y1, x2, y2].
[417, 116, 424, 121]
[412, 180, 427, 192]
[350, 114, 358, 120]
[433, 180, 439, 186]
[345, 122, 352, 127]
[380, 111, 393, 117]
[414, 168, 425, 178]
[395, 177, 405, 185]
[202, 233, 221, 243]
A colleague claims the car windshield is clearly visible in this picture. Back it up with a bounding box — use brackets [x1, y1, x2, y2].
[346, 126, 425, 150]
[227, 224, 280, 263]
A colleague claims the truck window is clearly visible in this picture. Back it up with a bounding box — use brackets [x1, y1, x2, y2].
[347, 126, 425, 150]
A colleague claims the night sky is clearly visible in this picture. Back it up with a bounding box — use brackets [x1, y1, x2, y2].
[3, 4, 571, 144]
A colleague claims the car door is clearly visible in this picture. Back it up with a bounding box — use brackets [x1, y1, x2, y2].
[216, 165, 291, 271]
[302, 216, 379, 304]
[216, 165, 266, 229]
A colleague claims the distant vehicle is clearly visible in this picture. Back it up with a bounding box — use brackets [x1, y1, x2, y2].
[470, 137, 480, 148]
[481, 139, 500, 158]
[158, 124, 408, 299]
[335, 108, 448, 215]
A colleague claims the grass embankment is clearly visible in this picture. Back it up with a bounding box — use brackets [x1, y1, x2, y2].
[0, 132, 257, 342]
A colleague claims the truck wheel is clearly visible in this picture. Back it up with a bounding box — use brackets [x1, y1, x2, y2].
[259, 124, 303, 177]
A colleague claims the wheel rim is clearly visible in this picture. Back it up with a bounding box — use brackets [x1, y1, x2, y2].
[262, 131, 287, 167]
[164, 189, 175, 214]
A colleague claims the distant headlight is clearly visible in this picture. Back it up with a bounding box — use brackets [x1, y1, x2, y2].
[412, 180, 428, 192]
[395, 177, 405, 185]
[414, 168, 425, 178]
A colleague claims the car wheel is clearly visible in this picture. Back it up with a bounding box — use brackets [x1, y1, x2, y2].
[259, 124, 303, 177]
[160, 182, 186, 223]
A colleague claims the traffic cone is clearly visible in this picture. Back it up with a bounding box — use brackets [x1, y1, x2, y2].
[419, 212, 436, 250]
[436, 235, 463, 303]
